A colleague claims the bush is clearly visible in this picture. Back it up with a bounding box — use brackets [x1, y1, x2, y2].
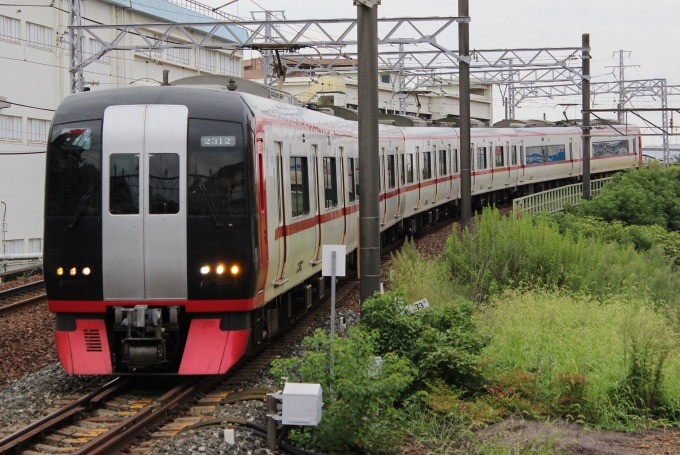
[361, 290, 487, 390]
[446, 207, 680, 308]
[270, 327, 414, 454]
[579, 168, 680, 231]
[479, 289, 680, 429]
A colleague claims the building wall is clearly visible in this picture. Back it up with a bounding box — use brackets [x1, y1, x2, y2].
[0, 0, 245, 266]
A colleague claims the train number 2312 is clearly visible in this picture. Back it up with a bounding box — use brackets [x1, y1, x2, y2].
[201, 136, 235, 147]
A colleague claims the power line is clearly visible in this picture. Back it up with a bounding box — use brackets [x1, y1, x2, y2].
[0, 151, 46, 155]
[4, 101, 55, 112]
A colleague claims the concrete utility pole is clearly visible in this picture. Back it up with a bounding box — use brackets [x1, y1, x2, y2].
[356, 0, 381, 308]
[459, 0, 472, 231]
[582, 33, 591, 200]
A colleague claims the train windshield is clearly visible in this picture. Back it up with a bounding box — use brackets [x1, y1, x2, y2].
[46, 121, 102, 217]
[187, 119, 246, 217]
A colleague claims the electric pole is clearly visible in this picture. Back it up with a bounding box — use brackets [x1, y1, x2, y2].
[459, 0, 472, 231]
[605, 50, 639, 124]
[69, 0, 84, 93]
[356, 0, 381, 308]
[582, 33, 591, 200]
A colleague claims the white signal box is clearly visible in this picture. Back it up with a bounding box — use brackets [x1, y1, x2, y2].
[281, 383, 323, 426]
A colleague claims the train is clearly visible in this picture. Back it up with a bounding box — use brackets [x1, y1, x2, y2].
[44, 84, 641, 375]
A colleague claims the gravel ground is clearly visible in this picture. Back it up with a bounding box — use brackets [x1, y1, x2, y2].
[0, 302, 58, 386]
[0, 274, 43, 292]
[0, 363, 104, 428]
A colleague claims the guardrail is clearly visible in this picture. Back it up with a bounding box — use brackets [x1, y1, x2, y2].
[513, 177, 611, 218]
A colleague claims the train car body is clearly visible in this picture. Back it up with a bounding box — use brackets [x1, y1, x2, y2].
[44, 86, 641, 375]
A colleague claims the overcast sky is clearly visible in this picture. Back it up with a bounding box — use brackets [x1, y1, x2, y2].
[203, 0, 680, 143]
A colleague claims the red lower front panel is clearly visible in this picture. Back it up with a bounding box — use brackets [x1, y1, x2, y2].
[55, 319, 113, 375]
[178, 319, 251, 375]
[55, 316, 251, 375]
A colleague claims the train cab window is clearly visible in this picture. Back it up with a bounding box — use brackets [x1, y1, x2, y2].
[438, 150, 447, 176]
[290, 156, 310, 218]
[46, 121, 102, 218]
[109, 154, 140, 215]
[187, 119, 246, 218]
[347, 158, 356, 203]
[148, 153, 179, 214]
[405, 154, 414, 184]
[477, 147, 487, 170]
[452, 148, 458, 173]
[495, 146, 504, 167]
[511, 146, 517, 166]
[422, 151, 432, 180]
[323, 157, 338, 209]
[387, 154, 396, 189]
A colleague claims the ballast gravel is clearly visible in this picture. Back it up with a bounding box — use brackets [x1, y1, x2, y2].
[142, 303, 360, 455]
[0, 363, 105, 428]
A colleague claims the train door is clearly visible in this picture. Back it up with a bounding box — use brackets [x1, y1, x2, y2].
[470, 143, 476, 190]
[519, 140, 526, 182]
[339, 147, 348, 244]
[414, 146, 422, 209]
[312, 144, 322, 263]
[505, 141, 511, 184]
[102, 105, 188, 300]
[569, 138, 574, 175]
[432, 145, 440, 203]
[274, 142, 287, 282]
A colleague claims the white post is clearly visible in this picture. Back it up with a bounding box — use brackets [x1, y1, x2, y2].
[330, 251, 336, 336]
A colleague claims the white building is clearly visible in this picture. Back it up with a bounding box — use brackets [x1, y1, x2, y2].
[0, 0, 246, 273]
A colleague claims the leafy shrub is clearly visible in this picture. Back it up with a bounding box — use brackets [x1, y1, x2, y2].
[552, 213, 680, 267]
[446, 207, 680, 307]
[270, 327, 414, 454]
[361, 290, 486, 390]
[579, 168, 680, 230]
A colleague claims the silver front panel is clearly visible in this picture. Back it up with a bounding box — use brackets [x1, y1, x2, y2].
[103, 106, 146, 300]
[102, 105, 188, 300]
[143, 105, 188, 299]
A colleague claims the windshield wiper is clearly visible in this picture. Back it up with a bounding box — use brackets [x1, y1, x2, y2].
[67, 187, 94, 229]
[197, 178, 223, 227]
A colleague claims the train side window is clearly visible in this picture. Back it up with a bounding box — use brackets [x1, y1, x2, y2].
[290, 156, 310, 218]
[422, 151, 432, 180]
[569, 140, 574, 160]
[347, 157, 356, 203]
[511, 145, 517, 166]
[495, 146, 504, 167]
[400, 154, 405, 185]
[148, 153, 180, 215]
[520, 145, 525, 166]
[405, 154, 414, 183]
[109, 153, 140, 215]
[387, 154, 396, 189]
[323, 157, 338, 209]
[477, 147, 487, 170]
[438, 150, 447, 176]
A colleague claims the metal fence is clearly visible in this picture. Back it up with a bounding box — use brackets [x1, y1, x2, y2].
[513, 178, 611, 218]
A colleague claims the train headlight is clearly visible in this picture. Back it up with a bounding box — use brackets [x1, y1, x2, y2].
[216, 265, 225, 275]
[200, 266, 210, 275]
[82, 267, 91, 276]
[56, 267, 64, 276]
[230, 265, 240, 275]
[69, 267, 77, 276]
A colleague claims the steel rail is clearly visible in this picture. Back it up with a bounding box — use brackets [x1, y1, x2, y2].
[0, 377, 127, 454]
[0, 280, 47, 315]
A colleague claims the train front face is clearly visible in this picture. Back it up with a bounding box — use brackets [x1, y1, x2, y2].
[44, 87, 259, 375]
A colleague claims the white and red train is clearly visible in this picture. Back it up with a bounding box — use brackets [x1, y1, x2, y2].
[44, 85, 641, 375]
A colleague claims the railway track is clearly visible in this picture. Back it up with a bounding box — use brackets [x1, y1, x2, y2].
[0, 281, 46, 316]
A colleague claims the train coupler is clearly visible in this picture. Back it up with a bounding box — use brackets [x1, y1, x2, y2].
[113, 305, 180, 367]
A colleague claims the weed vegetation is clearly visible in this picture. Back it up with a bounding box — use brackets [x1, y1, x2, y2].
[271, 168, 680, 454]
